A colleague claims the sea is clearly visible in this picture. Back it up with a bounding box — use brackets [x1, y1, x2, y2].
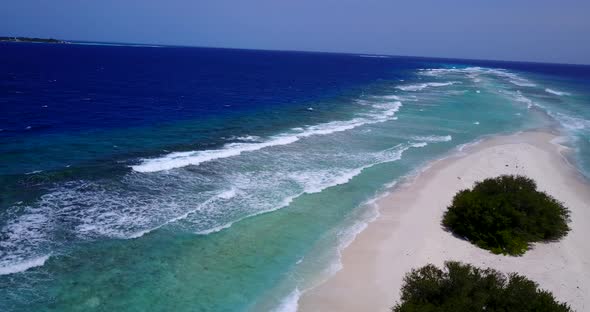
[1, 42, 589, 312]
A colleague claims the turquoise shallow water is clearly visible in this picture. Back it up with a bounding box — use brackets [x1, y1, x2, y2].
[1, 45, 590, 311]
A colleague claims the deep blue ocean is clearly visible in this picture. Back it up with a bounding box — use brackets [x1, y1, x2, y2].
[1, 42, 589, 311]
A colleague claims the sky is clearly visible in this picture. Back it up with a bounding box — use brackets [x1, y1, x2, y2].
[1, 0, 589, 64]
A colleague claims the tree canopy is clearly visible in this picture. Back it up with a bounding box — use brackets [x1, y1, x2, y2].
[442, 175, 570, 255]
[393, 261, 572, 312]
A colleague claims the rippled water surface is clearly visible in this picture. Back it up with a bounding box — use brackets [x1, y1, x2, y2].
[1, 43, 589, 311]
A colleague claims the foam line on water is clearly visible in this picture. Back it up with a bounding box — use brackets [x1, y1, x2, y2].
[505, 88, 589, 133]
[132, 136, 298, 173]
[411, 135, 452, 142]
[127, 188, 238, 239]
[419, 66, 537, 88]
[509, 80, 536, 87]
[195, 142, 426, 236]
[549, 111, 590, 131]
[0, 255, 50, 275]
[25, 170, 44, 175]
[3, 138, 423, 270]
[0, 209, 52, 276]
[373, 95, 401, 100]
[132, 102, 402, 173]
[0, 178, 236, 270]
[504, 90, 535, 109]
[194, 167, 371, 235]
[195, 192, 299, 235]
[545, 88, 571, 96]
[272, 186, 392, 312]
[395, 81, 460, 91]
[272, 288, 301, 312]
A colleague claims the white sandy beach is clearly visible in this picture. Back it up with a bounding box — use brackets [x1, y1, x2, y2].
[299, 131, 590, 311]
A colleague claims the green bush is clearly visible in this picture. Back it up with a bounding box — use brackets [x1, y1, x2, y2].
[392, 261, 572, 312]
[442, 175, 570, 255]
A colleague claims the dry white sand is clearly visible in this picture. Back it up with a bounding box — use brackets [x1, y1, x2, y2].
[299, 131, 590, 311]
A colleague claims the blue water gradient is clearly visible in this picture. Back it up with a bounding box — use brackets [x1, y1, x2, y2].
[1, 43, 589, 311]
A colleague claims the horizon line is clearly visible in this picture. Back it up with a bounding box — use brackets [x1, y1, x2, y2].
[4, 35, 590, 67]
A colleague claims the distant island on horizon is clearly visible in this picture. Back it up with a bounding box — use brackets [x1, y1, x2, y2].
[0, 36, 70, 44]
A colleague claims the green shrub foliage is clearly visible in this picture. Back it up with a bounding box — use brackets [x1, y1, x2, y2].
[393, 261, 572, 312]
[442, 175, 570, 255]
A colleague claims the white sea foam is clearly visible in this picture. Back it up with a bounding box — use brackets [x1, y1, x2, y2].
[272, 187, 393, 312]
[312, 190, 388, 303]
[132, 137, 297, 173]
[127, 188, 239, 239]
[457, 138, 484, 153]
[0, 127, 452, 276]
[273, 288, 301, 312]
[545, 88, 571, 96]
[25, 170, 44, 175]
[395, 81, 460, 91]
[512, 91, 535, 109]
[198, 143, 413, 235]
[271, 138, 443, 312]
[497, 71, 536, 87]
[292, 144, 410, 195]
[132, 102, 402, 173]
[411, 135, 452, 142]
[550, 112, 589, 131]
[289, 168, 364, 195]
[4, 174, 241, 255]
[0, 255, 50, 275]
[195, 192, 300, 236]
[328, 218, 372, 275]
[232, 135, 261, 142]
[0, 210, 51, 274]
[419, 67, 536, 88]
[374, 95, 401, 100]
[195, 222, 235, 235]
[411, 142, 428, 148]
[509, 80, 536, 87]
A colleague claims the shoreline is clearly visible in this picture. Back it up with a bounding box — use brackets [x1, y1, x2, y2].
[298, 130, 590, 311]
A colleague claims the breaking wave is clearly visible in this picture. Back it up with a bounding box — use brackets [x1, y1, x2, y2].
[545, 88, 571, 96]
[395, 81, 460, 92]
[411, 135, 452, 142]
[132, 102, 402, 173]
[0, 255, 50, 276]
[418, 67, 537, 88]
